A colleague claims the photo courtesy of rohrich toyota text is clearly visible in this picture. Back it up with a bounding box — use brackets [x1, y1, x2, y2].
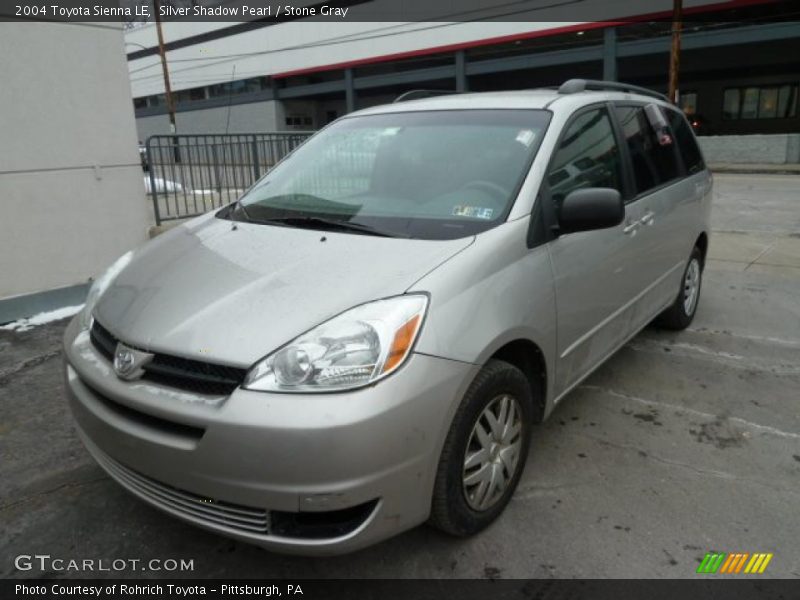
[15, 583, 299, 596]
[1, 0, 799, 598]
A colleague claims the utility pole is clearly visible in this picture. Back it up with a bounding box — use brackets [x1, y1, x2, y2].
[153, 0, 178, 145]
[668, 0, 683, 104]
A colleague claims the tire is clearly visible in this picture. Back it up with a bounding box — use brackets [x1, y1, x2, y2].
[428, 359, 534, 536]
[655, 246, 704, 330]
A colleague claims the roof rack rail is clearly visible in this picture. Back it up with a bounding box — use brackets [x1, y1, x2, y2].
[558, 79, 669, 102]
[393, 89, 459, 103]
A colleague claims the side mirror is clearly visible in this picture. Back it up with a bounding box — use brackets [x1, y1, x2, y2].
[557, 188, 624, 235]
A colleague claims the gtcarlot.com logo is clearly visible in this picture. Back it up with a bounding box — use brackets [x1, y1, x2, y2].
[14, 554, 194, 573]
[697, 552, 773, 574]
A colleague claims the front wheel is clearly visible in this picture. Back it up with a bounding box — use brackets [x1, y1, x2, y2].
[428, 359, 533, 536]
[655, 246, 704, 330]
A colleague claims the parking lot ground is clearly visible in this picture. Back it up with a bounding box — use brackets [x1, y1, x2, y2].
[1, 174, 799, 579]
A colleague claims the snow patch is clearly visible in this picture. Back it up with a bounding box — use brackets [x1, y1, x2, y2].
[1, 304, 84, 332]
[144, 176, 184, 193]
[144, 176, 214, 195]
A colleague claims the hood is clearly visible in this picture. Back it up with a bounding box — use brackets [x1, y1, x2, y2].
[94, 214, 472, 366]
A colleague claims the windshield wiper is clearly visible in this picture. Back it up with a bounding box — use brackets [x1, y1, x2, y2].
[264, 216, 409, 238]
[230, 199, 255, 223]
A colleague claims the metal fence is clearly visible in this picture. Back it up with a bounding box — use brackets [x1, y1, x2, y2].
[144, 133, 313, 225]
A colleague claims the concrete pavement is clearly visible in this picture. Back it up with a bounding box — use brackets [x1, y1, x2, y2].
[1, 174, 798, 579]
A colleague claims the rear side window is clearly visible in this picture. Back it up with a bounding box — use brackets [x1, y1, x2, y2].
[662, 107, 705, 175]
[547, 108, 623, 204]
[614, 105, 681, 195]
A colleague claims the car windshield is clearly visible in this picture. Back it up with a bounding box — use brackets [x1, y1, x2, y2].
[223, 109, 551, 240]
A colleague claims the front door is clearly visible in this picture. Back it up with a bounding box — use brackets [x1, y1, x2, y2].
[544, 106, 644, 397]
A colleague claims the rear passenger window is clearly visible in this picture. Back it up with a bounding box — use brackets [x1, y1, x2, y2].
[615, 105, 681, 195]
[547, 108, 623, 204]
[662, 107, 705, 175]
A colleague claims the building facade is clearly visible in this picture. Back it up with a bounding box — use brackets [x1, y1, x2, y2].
[127, 1, 800, 151]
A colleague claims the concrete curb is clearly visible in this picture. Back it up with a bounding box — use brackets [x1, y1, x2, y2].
[709, 164, 800, 175]
[149, 220, 189, 238]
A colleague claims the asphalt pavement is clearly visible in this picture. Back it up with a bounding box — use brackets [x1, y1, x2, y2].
[1, 173, 799, 579]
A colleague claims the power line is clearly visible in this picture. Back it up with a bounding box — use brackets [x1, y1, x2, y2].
[129, 0, 586, 80]
[126, 22, 466, 77]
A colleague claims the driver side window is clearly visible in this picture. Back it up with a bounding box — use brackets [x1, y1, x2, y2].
[547, 108, 623, 206]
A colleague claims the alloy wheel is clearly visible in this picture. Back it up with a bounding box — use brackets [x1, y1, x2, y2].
[462, 394, 523, 511]
[683, 258, 701, 316]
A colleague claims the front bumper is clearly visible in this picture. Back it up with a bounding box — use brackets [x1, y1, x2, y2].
[62, 316, 477, 555]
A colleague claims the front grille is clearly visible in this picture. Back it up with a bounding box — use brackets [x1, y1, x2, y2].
[90, 320, 247, 396]
[96, 452, 270, 534]
[90, 320, 116, 361]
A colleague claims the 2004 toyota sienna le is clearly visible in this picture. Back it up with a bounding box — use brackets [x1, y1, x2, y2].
[63, 80, 712, 555]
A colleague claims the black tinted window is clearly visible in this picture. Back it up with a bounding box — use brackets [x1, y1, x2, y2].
[663, 107, 705, 175]
[615, 105, 681, 195]
[547, 108, 623, 204]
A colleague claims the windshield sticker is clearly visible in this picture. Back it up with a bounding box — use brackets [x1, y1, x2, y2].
[453, 206, 494, 220]
[515, 129, 536, 147]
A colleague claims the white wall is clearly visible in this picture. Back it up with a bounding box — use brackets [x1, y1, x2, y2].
[0, 22, 151, 302]
[698, 134, 800, 165]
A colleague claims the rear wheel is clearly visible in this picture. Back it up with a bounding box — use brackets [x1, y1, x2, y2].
[429, 359, 533, 536]
[655, 246, 704, 330]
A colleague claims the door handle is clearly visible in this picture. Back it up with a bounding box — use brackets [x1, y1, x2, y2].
[639, 211, 655, 226]
[623, 220, 639, 235]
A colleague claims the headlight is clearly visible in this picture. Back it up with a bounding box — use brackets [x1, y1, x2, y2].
[244, 294, 428, 392]
[78, 251, 133, 330]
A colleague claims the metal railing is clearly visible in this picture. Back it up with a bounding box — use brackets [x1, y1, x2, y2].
[144, 133, 313, 225]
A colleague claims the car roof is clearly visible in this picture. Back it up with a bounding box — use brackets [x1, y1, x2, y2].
[351, 88, 673, 117]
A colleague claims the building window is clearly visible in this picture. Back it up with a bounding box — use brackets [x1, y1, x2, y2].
[209, 77, 266, 98]
[777, 85, 798, 118]
[175, 87, 207, 104]
[758, 87, 779, 119]
[285, 116, 306, 127]
[680, 91, 697, 116]
[208, 82, 231, 98]
[133, 98, 147, 110]
[723, 84, 798, 120]
[722, 89, 740, 120]
[741, 87, 759, 119]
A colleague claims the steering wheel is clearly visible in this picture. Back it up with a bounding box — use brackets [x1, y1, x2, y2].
[461, 180, 508, 201]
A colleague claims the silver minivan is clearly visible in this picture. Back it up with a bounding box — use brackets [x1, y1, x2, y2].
[63, 80, 712, 555]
